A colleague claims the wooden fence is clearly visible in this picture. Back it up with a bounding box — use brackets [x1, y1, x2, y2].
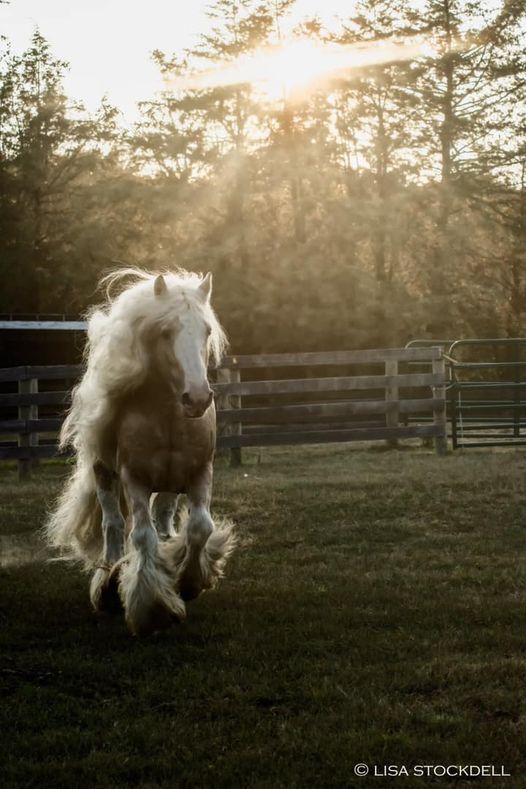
[0, 347, 447, 479]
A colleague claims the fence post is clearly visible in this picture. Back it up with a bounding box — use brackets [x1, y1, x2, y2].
[513, 343, 520, 437]
[385, 358, 399, 448]
[432, 352, 448, 455]
[229, 368, 242, 467]
[18, 375, 38, 481]
[216, 367, 242, 466]
[216, 367, 230, 462]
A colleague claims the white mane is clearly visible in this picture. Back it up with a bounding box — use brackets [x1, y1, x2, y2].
[60, 268, 227, 463]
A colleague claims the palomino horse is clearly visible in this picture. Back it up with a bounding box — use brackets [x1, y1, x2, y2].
[45, 269, 235, 635]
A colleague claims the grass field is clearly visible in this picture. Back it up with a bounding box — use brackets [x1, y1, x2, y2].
[2, 445, 526, 787]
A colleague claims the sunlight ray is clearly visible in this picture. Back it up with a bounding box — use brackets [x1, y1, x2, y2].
[164, 36, 443, 100]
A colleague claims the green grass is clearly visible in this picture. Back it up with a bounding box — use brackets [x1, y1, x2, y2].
[2, 445, 526, 787]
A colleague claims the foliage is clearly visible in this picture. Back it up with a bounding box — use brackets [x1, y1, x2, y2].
[0, 31, 122, 312]
[1, 1, 525, 351]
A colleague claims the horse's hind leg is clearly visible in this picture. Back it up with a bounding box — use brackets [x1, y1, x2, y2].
[151, 492, 178, 539]
[90, 461, 125, 612]
[118, 472, 185, 636]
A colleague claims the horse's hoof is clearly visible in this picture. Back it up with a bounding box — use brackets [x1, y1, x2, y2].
[179, 580, 203, 602]
[90, 566, 122, 613]
[100, 568, 123, 613]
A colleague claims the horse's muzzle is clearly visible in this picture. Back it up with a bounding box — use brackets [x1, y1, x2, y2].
[182, 389, 213, 418]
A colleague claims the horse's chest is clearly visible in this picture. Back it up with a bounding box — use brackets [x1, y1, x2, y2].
[117, 403, 214, 492]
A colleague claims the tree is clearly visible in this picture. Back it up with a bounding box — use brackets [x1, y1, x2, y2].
[0, 30, 119, 312]
[410, 0, 526, 333]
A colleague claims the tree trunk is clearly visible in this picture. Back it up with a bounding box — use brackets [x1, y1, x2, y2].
[374, 106, 388, 283]
[431, 0, 455, 332]
[282, 104, 306, 244]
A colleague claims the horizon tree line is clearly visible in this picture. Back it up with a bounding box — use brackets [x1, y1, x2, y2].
[0, 0, 525, 353]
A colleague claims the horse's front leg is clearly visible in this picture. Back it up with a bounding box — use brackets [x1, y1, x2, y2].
[90, 461, 125, 612]
[176, 463, 213, 601]
[177, 463, 234, 601]
[151, 492, 178, 539]
[118, 471, 185, 636]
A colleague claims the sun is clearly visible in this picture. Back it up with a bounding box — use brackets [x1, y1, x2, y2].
[169, 39, 336, 100]
[247, 39, 332, 100]
[166, 36, 440, 101]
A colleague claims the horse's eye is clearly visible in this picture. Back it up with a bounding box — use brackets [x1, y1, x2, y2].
[161, 328, 171, 340]
[205, 325, 212, 337]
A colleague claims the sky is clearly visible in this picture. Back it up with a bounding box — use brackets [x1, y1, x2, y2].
[0, 0, 354, 121]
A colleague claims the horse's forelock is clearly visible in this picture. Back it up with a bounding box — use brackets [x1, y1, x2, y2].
[94, 268, 227, 363]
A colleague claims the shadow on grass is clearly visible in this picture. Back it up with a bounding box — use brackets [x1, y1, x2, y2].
[2, 449, 526, 786]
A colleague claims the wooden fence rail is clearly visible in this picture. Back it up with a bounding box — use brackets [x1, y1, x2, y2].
[0, 347, 447, 479]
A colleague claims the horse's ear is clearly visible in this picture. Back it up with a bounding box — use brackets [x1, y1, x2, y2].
[154, 274, 168, 297]
[198, 272, 212, 302]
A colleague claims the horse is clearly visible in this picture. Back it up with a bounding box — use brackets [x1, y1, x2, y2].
[45, 268, 235, 636]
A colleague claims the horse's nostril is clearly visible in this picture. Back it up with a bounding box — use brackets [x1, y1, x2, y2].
[182, 390, 212, 412]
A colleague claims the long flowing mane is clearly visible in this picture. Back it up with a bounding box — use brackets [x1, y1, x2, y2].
[60, 268, 227, 464]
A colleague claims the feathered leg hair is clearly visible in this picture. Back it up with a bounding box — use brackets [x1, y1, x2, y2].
[117, 476, 186, 636]
[162, 508, 236, 602]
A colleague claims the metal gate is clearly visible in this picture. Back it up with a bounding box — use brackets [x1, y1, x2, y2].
[406, 338, 526, 449]
[447, 339, 526, 449]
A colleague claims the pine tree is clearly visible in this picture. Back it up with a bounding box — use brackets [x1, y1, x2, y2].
[410, 0, 526, 333]
[0, 30, 118, 312]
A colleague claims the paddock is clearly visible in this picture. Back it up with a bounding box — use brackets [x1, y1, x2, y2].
[1, 445, 526, 786]
[2, 334, 526, 784]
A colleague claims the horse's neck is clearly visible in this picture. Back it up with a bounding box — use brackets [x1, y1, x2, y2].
[122, 372, 183, 431]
